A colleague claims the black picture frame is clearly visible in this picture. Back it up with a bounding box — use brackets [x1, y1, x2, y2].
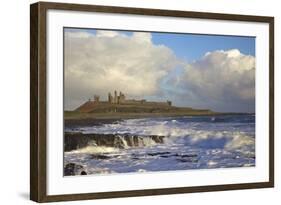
[30, 1, 274, 202]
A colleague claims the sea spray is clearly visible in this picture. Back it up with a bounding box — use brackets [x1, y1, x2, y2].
[64, 115, 255, 175]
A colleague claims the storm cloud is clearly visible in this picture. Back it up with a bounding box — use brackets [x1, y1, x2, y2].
[64, 30, 179, 109]
[64, 29, 255, 112]
[177, 49, 255, 112]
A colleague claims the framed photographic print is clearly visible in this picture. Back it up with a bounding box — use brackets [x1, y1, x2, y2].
[30, 1, 274, 202]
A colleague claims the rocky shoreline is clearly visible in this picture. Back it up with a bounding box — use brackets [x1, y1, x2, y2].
[64, 132, 166, 151]
[64, 163, 87, 176]
[65, 118, 120, 129]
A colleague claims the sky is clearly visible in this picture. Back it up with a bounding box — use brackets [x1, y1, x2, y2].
[64, 28, 255, 112]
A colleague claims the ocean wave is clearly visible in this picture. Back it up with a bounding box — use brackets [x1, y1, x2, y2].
[64, 116, 255, 174]
[74, 117, 254, 151]
[66, 146, 120, 154]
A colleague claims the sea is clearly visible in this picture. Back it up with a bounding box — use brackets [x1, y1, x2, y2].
[64, 114, 255, 175]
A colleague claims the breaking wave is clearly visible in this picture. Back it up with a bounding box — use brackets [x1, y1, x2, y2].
[64, 115, 255, 175]
[75, 116, 255, 151]
[67, 146, 119, 154]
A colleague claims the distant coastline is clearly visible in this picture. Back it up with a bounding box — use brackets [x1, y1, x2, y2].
[64, 110, 253, 121]
[65, 90, 253, 121]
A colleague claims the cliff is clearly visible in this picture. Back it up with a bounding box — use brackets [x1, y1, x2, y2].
[64, 132, 165, 151]
[68, 91, 216, 119]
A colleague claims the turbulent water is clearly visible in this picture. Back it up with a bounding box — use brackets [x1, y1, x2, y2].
[64, 115, 255, 175]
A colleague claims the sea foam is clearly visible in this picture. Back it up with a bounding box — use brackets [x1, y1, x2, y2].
[77, 117, 254, 151]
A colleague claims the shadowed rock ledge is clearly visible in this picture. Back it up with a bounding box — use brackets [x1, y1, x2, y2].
[64, 163, 87, 176]
[64, 132, 165, 151]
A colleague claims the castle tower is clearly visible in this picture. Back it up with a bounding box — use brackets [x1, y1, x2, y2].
[94, 95, 100, 103]
[108, 92, 113, 103]
[167, 100, 172, 106]
[117, 95, 120, 104]
[114, 90, 117, 104]
[119, 91, 125, 104]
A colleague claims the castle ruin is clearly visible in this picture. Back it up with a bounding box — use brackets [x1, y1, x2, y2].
[92, 90, 172, 106]
[108, 91, 126, 104]
[75, 91, 210, 114]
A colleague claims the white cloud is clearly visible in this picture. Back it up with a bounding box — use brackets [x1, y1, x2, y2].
[64, 30, 178, 109]
[65, 28, 255, 112]
[178, 49, 255, 112]
[96, 30, 120, 38]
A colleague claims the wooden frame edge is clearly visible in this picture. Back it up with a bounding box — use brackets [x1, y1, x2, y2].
[30, 1, 274, 202]
[30, 2, 48, 202]
[37, 1, 274, 22]
[39, 182, 273, 203]
[30, 2, 39, 202]
[269, 17, 274, 188]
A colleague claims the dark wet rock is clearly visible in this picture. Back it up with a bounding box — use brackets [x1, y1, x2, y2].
[147, 152, 171, 156]
[131, 152, 173, 159]
[64, 163, 86, 176]
[131, 153, 143, 160]
[80, 171, 87, 175]
[146, 152, 198, 159]
[91, 154, 117, 160]
[175, 153, 198, 163]
[177, 158, 198, 163]
[64, 132, 165, 151]
[176, 154, 198, 158]
[159, 155, 170, 158]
